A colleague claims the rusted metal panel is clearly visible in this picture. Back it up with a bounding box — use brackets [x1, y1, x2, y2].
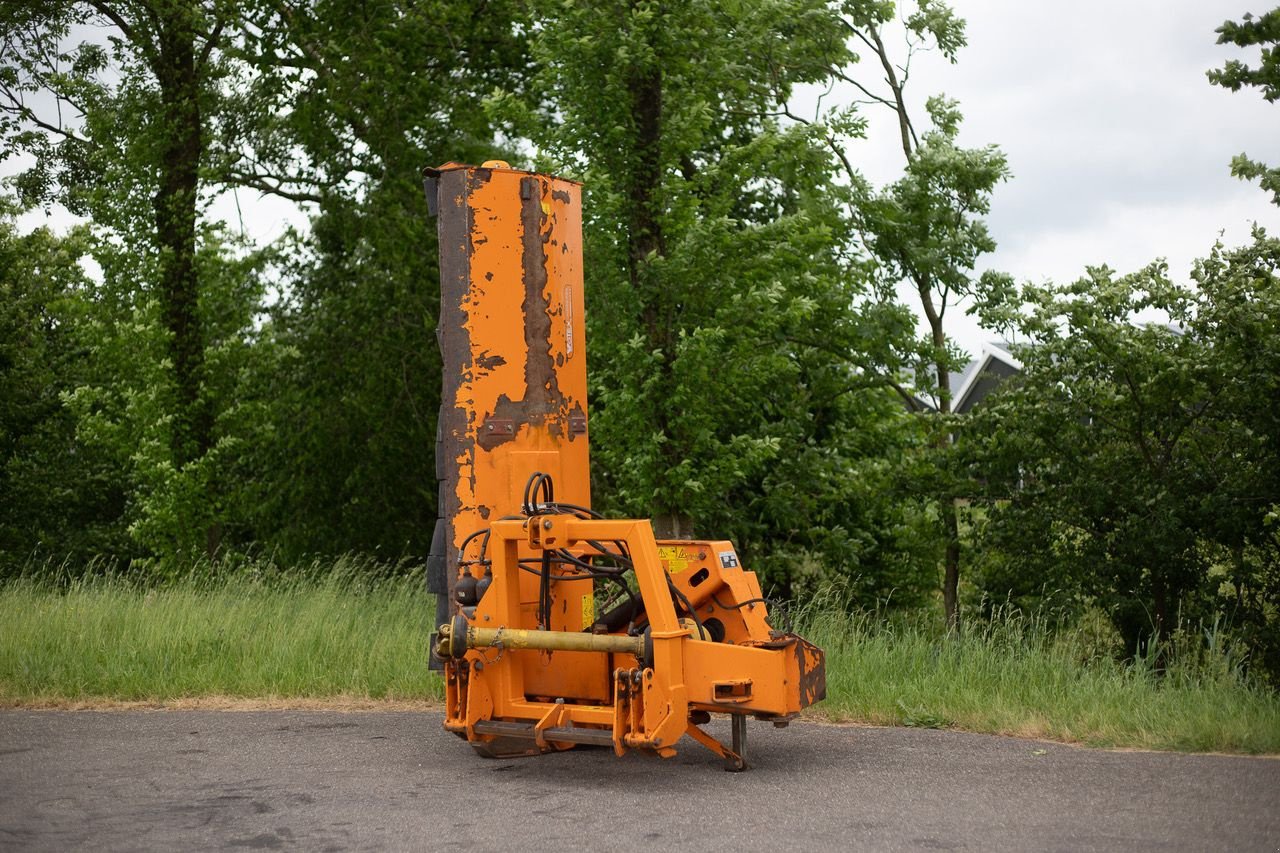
[426, 162, 591, 626]
[796, 636, 827, 708]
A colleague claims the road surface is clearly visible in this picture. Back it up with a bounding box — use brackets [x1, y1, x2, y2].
[1, 710, 1277, 851]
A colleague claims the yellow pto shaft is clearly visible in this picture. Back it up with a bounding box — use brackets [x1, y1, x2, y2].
[436, 616, 646, 661]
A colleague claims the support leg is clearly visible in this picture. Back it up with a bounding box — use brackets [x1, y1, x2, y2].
[728, 714, 748, 773]
[684, 720, 746, 772]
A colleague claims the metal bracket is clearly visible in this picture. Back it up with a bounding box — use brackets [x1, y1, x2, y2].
[481, 417, 515, 438]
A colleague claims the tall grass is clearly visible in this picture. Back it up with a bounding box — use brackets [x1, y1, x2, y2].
[0, 557, 440, 703]
[795, 591, 1280, 753]
[2, 563, 1277, 753]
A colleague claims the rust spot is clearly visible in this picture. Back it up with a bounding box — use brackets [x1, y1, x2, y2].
[476, 352, 507, 371]
[552, 189, 570, 204]
[796, 637, 826, 708]
[434, 168, 477, 611]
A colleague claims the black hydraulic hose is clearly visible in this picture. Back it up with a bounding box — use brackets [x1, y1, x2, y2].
[598, 593, 643, 634]
[456, 527, 488, 563]
[522, 471, 555, 516]
[545, 501, 601, 518]
[667, 575, 707, 640]
[585, 540, 632, 566]
[711, 591, 770, 611]
[538, 548, 552, 629]
[553, 549, 627, 575]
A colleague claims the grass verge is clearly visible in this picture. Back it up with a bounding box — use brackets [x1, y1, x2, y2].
[0, 567, 440, 704]
[2, 571, 1277, 754]
[798, 603, 1280, 754]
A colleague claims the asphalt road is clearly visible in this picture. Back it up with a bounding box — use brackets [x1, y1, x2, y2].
[1, 710, 1277, 852]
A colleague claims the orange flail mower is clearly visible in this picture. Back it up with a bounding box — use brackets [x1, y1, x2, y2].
[423, 162, 825, 770]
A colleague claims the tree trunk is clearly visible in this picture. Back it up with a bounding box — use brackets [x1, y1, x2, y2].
[625, 56, 686, 522]
[627, 63, 665, 326]
[151, 1, 207, 469]
[151, 1, 217, 557]
[1151, 574, 1170, 673]
[928, 298, 962, 634]
[943, 499, 961, 633]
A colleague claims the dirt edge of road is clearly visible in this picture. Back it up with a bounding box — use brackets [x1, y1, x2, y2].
[0, 696, 441, 712]
[3, 696, 1278, 760]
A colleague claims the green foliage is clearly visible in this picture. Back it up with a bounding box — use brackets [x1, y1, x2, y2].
[0, 205, 131, 570]
[488, 0, 928, 599]
[968, 231, 1280, 682]
[1, 1, 530, 565]
[246, 219, 445, 560]
[39, 221, 276, 566]
[1, 1, 253, 562]
[1208, 7, 1280, 204]
[222, 0, 529, 560]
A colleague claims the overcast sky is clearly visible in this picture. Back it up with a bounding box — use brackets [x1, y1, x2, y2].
[6, 3, 1278, 360]
[840, 0, 1280, 354]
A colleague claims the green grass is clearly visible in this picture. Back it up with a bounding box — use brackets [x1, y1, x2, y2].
[2, 565, 1277, 754]
[797, 602, 1280, 753]
[0, 561, 441, 703]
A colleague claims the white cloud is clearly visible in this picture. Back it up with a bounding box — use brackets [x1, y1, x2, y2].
[992, 186, 1279, 285]
[834, 0, 1280, 355]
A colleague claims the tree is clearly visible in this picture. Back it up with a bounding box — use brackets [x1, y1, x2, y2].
[784, 1, 1009, 629]
[1, 1, 233, 470]
[222, 0, 529, 559]
[1186, 233, 1280, 681]
[969, 235, 1280, 676]
[491, 0, 930, 600]
[0, 1, 245, 558]
[1209, 8, 1280, 204]
[0, 201, 132, 571]
[1, 1, 530, 564]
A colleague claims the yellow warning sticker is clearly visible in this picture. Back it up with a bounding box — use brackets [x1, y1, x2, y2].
[582, 593, 595, 628]
[657, 546, 699, 574]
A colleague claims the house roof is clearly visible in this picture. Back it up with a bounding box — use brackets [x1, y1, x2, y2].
[951, 341, 1023, 414]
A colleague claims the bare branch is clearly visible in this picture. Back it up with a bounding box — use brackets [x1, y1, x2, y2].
[869, 27, 917, 160]
[780, 105, 860, 192]
[831, 68, 898, 110]
[225, 169, 323, 203]
[198, 14, 225, 70]
[0, 83, 94, 147]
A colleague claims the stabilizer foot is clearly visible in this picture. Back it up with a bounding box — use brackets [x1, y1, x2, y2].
[684, 717, 748, 771]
